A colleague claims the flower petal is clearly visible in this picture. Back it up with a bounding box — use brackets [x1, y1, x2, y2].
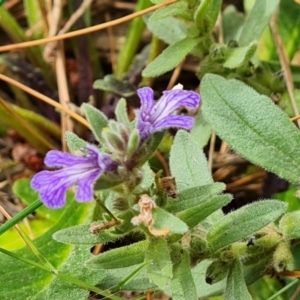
[153, 115, 195, 132]
[137, 87, 156, 116]
[31, 170, 70, 208]
[152, 90, 200, 121]
[76, 169, 102, 202]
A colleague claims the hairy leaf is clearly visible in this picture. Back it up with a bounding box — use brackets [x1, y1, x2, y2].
[142, 38, 200, 77]
[238, 0, 279, 46]
[202, 74, 300, 185]
[207, 200, 287, 252]
[170, 130, 213, 192]
[225, 258, 252, 300]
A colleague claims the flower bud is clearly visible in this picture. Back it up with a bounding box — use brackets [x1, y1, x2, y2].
[125, 129, 140, 159]
[113, 197, 129, 211]
[115, 98, 130, 127]
[273, 241, 294, 273]
[102, 129, 126, 154]
[205, 259, 229, 285]
[246, 231, 281, 253]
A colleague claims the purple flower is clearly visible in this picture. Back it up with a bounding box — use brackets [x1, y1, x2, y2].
[31, 146, 117, 209]
[135, 86, 200, 142]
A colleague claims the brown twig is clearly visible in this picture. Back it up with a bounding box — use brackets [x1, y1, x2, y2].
[208, 132, 216, 171]
[44, 0, 93, 61]
[105, 12, 117, 72]
[167, 61, 184, 90]
[55, 41, 73, 151]
[0, 73, 89, 128]
[0, 97, 57, 150]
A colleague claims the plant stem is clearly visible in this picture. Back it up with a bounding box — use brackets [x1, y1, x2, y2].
[115, 0, 152, 79]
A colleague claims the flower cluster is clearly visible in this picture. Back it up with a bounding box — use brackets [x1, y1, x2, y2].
[31, 86, 200, 208]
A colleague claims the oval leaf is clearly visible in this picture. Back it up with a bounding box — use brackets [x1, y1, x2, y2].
[279, 211, 300, 240]
[225, 258, 252, 300]
[142, 38, 200, 77]
[87, 240, 148, 269]
[145, 238, 172, 289]
[207, 200, 287, 252]
[202, 74, 300, 185]
[170, 130, 213, 192]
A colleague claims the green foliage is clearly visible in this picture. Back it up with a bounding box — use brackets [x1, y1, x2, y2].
[223, 41, 257, 69]
[0, 200, 95, 300]
[225, 258, 252, 300]
[222, 5, 244, 43]
[207, 200, 287, 252]
[170, 130, 213, 192]
[178, 194, 232, 229]
[238, 0, 279, 46]
[152, 207, 188, 235]
[190, 110, 212, 148]
[279, 211, 300, 239]
[4, 0, 300, 298]
[142, 38, 200, 77]
[166, 183, 225, 213]
[93, 75, 135, 97]
[202, 74, 300, 185]
[65, 131, 88, 153]
[145, 15, 188, 45]
[53, 224, 127, 245]
[81, 103, 108, 142]
[145, 238, 172, 289]
[170, 249, 197, 300]
[193, 0, 222, 33]
[87, 240, 148, 269]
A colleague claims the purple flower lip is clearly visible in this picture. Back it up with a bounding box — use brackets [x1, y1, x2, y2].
[135, 86, 200, 143]
[31, 146, 117, 209]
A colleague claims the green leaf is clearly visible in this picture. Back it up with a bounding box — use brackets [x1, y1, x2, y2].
[222, 5, 244, 43]
[65, 131, 87, 153]
[190, 110, 212, 148]
[142, 38, 200, 77]
[279, 211, 300, 240]
[93, 75, 135, 97]
[145, 15, 187, 45]
[115, 98, 130, 127]
[201, 74, 300, 185]
[170, 130, 213, 192]
[170, 249, 197, 300]
[87, 240, 148, 269]
[0, 199, 94, 300]
[178, 194, 233, 229]
[153, 207, 188, 235]
[238, 0, 279, 46]
[81, 103, 108, 142]
[192, 260, 225, 298]
[0, 179, 67, 249]
[149, 1, 187, 20]
[259, 0, 300, 61]
[139, 163, 155, 191]
[223, 41, 257, 69]
[225, 258, 252, 300]
[53, 224, 126, 245]
[98, 263, 156, 291]
[138, 131, 165, 166]
[145, 238, 172, 289]
[207, 200, 287, 252]
[32, 245, 107, 300]
[194, 0, 222, 33]
[166, 183, 225, 213]
[277, 0, 300, 60]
